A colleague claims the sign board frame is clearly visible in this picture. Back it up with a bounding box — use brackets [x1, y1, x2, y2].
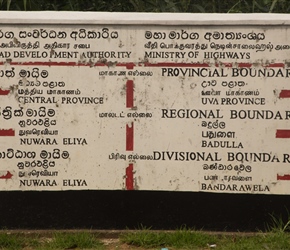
[0, 12, 290, 194]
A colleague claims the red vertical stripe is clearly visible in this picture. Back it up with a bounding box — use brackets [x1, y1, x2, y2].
[276, 129, 290, 138]
[126, 80, 134, 108]
[279, 90, 290, 98]
[126, 122, 134, 151]
[0, 129, 15, 136]
[126, 164, 134, 190]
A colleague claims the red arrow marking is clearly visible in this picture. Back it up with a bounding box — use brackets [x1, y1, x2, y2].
[126, 164, 134, 190]
[0, 129, 15, 136]
[277, 174, 290, 180]
[126, 122, 134, 151]
[0, 171, 13, 179]
[279, 90, 290, 98]
[0, 89, 10, 95]
[276, 129, 290, 138]
[126, 80, 134, 108]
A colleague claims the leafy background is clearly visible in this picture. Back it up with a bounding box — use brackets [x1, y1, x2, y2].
[0, 0, 288, 13]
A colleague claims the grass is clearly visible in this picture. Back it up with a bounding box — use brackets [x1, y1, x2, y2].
[0, 230, 289, 250]
[1, 216, 290, 250]
[121, 227, 219, 249]
[266, 211, 290, 233]
[47, 232, 104, 249]
[0, 233, 42, 249]
[120, 227, 290, 250]
[119, 213, 290, 249]
[0, 231, 104, 250]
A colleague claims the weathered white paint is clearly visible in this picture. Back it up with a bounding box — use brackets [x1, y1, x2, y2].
[1, 12, 290, 25]
[0, 12, 289, 194]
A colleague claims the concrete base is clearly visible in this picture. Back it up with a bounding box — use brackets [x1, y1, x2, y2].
[1, 191, 289, 231]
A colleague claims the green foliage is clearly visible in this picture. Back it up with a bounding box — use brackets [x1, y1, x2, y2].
[0, 0, 288, 12]
[121, 228, 290, 250]
[121, 227, 219, 249]
[0, 232, 103, 250]
[266, 210, 290, 233]
[0, 233, 24, 249]
[0, 233, 40, 250]
[217, 233, 290, 250]
[0, 230, 290, 250]
[48, 232, 104, 249]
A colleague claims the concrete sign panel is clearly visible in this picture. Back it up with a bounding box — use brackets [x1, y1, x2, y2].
[1, 12, 290, 194]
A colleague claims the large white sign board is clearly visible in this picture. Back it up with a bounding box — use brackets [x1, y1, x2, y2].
[1, 12, 290, 194]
